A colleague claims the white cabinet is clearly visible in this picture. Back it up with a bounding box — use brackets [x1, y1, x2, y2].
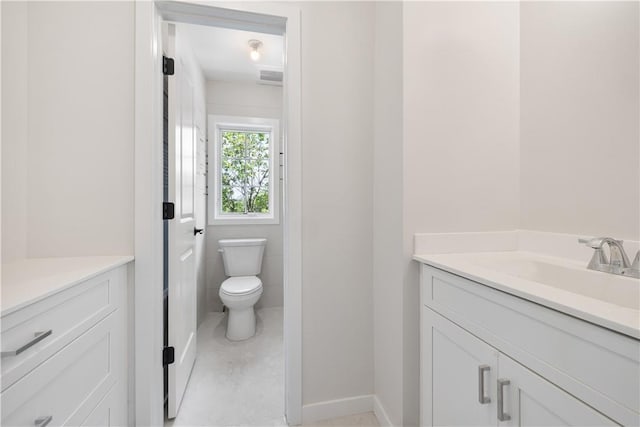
[1, 268, 121, 390]
[422, 308, 498, 426]
[1, 261, 130, 427]
[499, 355, 616, 426]
[420, 264, 639, 426]
[423, 307, 618, 426]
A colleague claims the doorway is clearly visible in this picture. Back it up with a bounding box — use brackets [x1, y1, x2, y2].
[134, 2, 302, 426]
[164, 19, 286, 425]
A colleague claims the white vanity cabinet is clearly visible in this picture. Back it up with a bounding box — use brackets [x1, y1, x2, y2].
[1, 258, 131, 427]
[420, 263, 640, 427]
[424, 308, 617, 426]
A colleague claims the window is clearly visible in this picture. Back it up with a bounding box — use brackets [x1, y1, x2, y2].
[208, 116, 280, 224]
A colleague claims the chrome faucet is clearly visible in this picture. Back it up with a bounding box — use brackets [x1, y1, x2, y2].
[579, 237, 640, 279]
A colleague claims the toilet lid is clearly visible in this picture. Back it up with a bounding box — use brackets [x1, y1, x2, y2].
[220, 276, 262, 296]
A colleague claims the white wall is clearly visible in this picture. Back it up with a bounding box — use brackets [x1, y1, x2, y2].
[299, 1, 375, 408]
[27, 2, 135, 257]
[205, 80, 283, 313]
[1, 1, 28, 263]
[206, 80, 282, 119]
[520, 1, 640, 240]
[373, 2, 404, 426]
[398, 3, 521, 425]
[1, 2, 136, 260]
[403, 1, 521, 235]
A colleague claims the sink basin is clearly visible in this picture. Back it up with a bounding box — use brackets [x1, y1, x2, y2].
[467, 252, 640, 311]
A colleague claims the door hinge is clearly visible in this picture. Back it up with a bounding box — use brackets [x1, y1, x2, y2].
[163, 346, 175, 366]
[163, 202, 175, 220]
[163, 56, 175, 76]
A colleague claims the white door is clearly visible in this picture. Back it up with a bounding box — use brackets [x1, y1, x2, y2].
[422, 308, 499, 426]
[165, 23, 197, 419]
[498, 355, 617, 427]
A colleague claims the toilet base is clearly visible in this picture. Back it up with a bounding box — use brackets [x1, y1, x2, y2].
[226, 307, 257, 341]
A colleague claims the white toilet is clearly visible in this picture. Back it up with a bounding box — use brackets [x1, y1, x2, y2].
[218, 238, 266, 341]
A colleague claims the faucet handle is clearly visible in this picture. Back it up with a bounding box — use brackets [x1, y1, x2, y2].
[579, 237, 608, 249]
[579, 237, 599, 248]
[621, 251, 640, 279]
[579, 237, 624, 249]
[632, 251, 640, 270]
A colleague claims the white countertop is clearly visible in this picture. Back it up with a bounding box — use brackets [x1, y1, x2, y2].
[1, 256, 134, 316]
[414, 251, 640, 340]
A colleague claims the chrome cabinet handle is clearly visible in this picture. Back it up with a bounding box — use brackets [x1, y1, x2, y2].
[497, 378, 511, 421]
[478, 365, 491, 404]
[1, 330, 53, 357]
[35, 416, 53, 427]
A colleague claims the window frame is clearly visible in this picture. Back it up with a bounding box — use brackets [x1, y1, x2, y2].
[208, 115, 280, 225]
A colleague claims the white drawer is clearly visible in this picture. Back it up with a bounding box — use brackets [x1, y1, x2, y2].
[1, 266, 125, 390]
[421, 264, 640, 426]
[1, 310, 124, 427]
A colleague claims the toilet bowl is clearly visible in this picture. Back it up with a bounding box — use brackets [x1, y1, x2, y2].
[218, 238, 266, 341]
[219, 276, 263, 341]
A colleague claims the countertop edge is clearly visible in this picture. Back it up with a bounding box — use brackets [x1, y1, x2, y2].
[413, 253, 640, 341]
[1, 255, 134, 317]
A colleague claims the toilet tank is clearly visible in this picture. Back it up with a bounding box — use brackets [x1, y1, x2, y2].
[218, 238, 267, 276]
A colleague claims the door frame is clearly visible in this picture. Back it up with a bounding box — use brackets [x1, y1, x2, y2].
[134, 1, 302, 425]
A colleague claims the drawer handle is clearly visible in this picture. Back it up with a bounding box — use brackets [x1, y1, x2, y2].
[1, 330, 53, 357]
[35, 416, 53, 427]
[478, 365, 491, 404]
[497, 378, 511, 421]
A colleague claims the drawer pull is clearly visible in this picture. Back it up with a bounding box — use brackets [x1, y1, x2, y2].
[34, 416, 53, 427]
[478, 365, 491, 404]
[497, 378, 511, 421]
[1, 330, 53, 357]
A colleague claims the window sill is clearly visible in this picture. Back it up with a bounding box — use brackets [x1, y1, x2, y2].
[209, 215, 280, 226]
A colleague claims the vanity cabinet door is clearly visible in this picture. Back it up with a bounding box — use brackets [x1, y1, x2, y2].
[421, 307, 499, 427]
[79, 382, 126, 427]
[497, 355, 618, 427]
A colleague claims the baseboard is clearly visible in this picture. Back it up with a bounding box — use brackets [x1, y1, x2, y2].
[373, 395, 393, 427]
[302, 394, 373, 424]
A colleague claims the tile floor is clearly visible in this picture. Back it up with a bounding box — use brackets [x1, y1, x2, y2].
[166, 307, 285, 427]
[165, 307, 379, 427]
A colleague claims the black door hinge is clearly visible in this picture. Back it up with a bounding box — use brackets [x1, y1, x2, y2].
[163, 202, 175, 220]
[163, 56, 175, 76]
[163, 346, 175, 366]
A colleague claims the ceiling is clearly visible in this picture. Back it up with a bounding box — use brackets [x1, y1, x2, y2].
[177, 23, 284, 83]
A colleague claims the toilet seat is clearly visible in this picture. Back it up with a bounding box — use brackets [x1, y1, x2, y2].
[220, 276, 262, 296]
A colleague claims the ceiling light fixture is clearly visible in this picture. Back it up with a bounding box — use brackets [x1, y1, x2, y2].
[248, 39, 262, 62]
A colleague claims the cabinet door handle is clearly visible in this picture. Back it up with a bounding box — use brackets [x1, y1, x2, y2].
[1, 330, 53, 357]
[497, 378, 511, 421]
[35, 416, 53, 427]
[478, 365, 491, 404]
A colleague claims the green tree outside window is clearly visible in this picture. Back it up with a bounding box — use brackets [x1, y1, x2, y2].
[220, 130, 270, 214]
